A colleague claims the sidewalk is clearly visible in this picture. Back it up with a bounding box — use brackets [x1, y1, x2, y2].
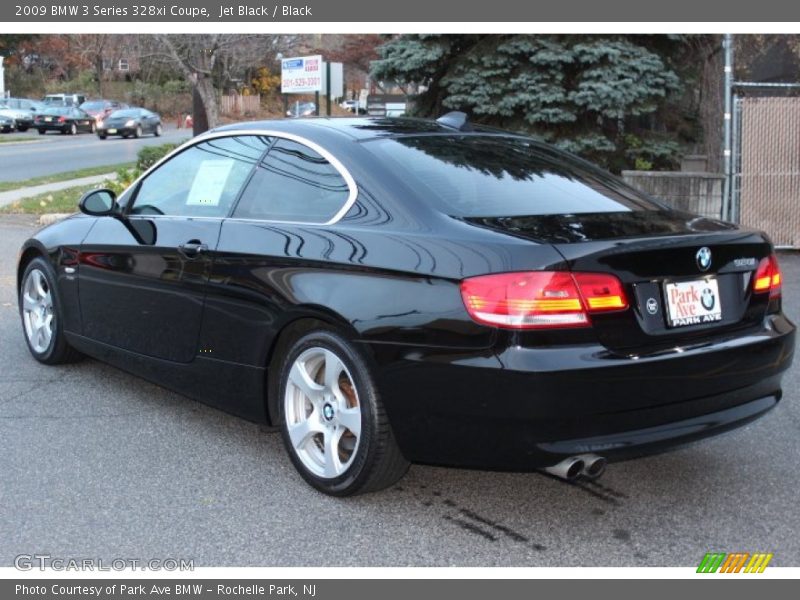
[0, 172, 117, 209]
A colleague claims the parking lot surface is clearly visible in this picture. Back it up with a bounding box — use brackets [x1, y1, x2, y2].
[0, 214, 798, 567]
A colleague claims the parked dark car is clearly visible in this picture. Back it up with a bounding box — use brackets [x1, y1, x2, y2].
[16, 116, 795, 496]
[0, 114, 14, 133]
[97, 108, 162, 139]
[80, 99, 128, 123]
[34, 107, 96, 135]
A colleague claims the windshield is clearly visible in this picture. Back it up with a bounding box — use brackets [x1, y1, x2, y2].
[369, 135, 662, 217]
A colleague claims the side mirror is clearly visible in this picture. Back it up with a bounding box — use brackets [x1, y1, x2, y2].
[79, 188, 117, 216]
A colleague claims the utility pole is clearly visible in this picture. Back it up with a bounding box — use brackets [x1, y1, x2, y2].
[0, 56, 5, 99]
[722, 34, 734, 222]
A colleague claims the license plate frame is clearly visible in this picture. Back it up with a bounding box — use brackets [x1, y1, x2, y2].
[664, 277, 723, 328]
[107, 128, 117, 134]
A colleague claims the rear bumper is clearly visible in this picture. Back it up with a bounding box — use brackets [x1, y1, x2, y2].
[98, 127, 135, 136]
[372, 314, 795, 469]
[36, 123, 67, 131]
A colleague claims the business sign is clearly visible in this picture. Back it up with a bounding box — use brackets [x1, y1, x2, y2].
[281, 55, 323, 94]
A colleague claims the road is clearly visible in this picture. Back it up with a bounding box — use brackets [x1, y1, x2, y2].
[0, 214, 798, 567]
[0, 127, 190, 182]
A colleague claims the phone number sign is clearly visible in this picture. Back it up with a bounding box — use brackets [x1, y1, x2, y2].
[281, 55, 323, 93]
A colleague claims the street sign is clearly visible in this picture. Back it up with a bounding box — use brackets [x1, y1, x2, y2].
[281, 55, 323, 94]
[326, 63, 344, 100]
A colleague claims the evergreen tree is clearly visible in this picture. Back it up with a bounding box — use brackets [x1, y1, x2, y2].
[371, 34, 688, 172]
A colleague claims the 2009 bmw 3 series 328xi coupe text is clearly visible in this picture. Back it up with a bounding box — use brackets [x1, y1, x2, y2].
[17, 114, 795, 495]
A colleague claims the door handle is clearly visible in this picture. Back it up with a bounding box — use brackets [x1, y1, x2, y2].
[178, 240, 208, 258]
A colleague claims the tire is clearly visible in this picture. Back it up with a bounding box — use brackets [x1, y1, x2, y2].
[19, 257, 82, 365]
[18, 126, 29, 132]
[98, 134, 107, 140]
[277, 329, 409, 496]
[69, 123, 77, 135]
[90, 122, 96, 134]
[154, 124, 162, 137]
[134, 125, 142, 139]
[38, 129, 46, 135]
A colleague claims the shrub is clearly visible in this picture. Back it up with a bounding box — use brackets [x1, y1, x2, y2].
[136, 143, 179, 171]
[104, 143, 179, 195]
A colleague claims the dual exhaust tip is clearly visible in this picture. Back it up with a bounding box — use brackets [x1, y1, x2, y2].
[543, 454, 607, 481]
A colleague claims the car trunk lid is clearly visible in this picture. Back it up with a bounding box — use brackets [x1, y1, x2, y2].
[465, 210, 774, 353]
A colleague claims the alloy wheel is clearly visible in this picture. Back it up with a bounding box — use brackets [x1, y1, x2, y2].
[21, 269, 54, 354]
[284, 347, 362, 479]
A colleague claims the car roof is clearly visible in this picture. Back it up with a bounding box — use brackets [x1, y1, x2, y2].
[212, 116, 527, 142]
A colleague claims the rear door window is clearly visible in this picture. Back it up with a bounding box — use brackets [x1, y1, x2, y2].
[232, 138, 351, 224]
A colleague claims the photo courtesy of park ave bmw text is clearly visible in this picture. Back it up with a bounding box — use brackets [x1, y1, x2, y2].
[0, 0, 799, 594]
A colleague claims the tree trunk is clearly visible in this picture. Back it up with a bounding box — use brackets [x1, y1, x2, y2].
[192, 73, 219, 135]
[699, 36, 724, 173]
[95, 56, 105, 98]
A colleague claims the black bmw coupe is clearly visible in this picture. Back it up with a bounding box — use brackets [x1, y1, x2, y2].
[17, 115, 795, 495]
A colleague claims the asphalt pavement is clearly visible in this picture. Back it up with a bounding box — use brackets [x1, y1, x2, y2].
[0, 215, 798, 567]
[0, 126, 189, 182]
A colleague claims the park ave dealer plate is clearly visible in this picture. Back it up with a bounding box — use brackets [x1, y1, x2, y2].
[665, 277, 723, 327]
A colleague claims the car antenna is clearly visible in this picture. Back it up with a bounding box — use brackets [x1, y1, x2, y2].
[435, 111, 473, 132]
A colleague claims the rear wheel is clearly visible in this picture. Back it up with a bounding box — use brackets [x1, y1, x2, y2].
[69, 123, 77, 135]
[154, 124, 162, 137]
[18, 125, 29, 132]
[19, 258, 81, 365]
[38, 129, 46, 135]
[278, 329, 408, 496]
[98, 133, 107, 140]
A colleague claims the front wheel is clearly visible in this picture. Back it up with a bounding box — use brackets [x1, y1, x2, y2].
[133, 125, 142, 139]
[154, 124, 162, 137]
[277, 329, 409, 496]
[19, 258, 81, 364]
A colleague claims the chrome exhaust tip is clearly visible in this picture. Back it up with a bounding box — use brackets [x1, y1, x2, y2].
[543, 456, 585, 481]
[576, 454, 607, 479]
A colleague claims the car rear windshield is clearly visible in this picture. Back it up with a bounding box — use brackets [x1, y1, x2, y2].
[369, 135, 662, 217]
[110, 109, 140, 118]
[42, 107, 68, 115]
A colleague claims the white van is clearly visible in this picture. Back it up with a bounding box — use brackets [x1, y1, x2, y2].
[42, 93, 86, 107]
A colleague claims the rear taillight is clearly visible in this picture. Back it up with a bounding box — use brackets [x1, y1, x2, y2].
[753, 254, 782, 298]
[460, 271, 628, 329]
[58, 116, 66, 123]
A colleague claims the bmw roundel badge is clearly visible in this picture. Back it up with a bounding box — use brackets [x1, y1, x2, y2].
[696, 247, 712, 272]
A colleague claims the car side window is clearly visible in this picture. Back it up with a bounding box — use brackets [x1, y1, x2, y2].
[130, 135, 272, 218]
[232, 138, 351, 223]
